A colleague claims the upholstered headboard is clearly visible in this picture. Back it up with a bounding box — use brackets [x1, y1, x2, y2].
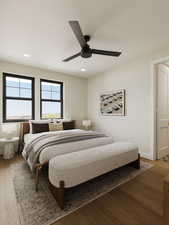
[18, 120, 75, 153]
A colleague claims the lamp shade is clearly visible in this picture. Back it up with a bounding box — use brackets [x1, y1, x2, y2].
[82, 120, 91, 127]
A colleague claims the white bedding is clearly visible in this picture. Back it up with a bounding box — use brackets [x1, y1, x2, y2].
[24, 129, 114, 164]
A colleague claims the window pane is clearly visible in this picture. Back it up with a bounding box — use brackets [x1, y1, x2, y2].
[41, 81, 61, 92]
[51, 84, 60, 92]
[52, 91, 60, 100]
[41, 82, 52, 91]
[20, 88, 32, 98]
[42, 101, 61, 119]
[20, 78, 31, 89]
[42, 91, 52, 99]
[6, 100, 32, 120]
[6, 76, 32, 98]
[6, 77, 19, 88]
[6, 87, 19, 97]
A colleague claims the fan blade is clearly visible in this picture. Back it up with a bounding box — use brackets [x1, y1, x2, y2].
[63, 52, 81, 62]
[92, 49, 121, 57]
[69, 21, 86, 48]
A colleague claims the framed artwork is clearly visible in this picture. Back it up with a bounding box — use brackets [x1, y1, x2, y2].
[100, 89, 125, 116]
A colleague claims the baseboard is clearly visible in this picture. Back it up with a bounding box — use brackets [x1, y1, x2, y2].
[140, 152, 154, 160]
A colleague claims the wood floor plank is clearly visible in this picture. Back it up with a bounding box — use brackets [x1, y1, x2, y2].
[118, 178, 163, 216]
[0, 158, 20, 225]
[111, 189, 162, 225]
[78, 202, 121, 225]
[94, 192, 145, 225]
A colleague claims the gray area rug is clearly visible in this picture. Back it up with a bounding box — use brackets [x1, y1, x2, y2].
[12, 161, 153, 225]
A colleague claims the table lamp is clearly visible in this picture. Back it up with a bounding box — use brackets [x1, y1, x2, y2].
[82, 120, 91, 130]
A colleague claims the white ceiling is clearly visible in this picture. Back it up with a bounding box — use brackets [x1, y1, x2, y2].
[1, 0, 169, 78]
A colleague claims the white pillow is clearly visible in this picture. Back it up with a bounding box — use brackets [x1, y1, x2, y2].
[29, 120, 51, 134]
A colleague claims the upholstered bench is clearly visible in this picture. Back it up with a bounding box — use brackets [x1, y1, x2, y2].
[48, 142, 140, 209]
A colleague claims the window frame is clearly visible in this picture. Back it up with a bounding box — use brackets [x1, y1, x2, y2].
[40, 79, 63, 119]
[3, 73, 35, 123]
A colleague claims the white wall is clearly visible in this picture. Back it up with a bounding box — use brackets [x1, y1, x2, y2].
[0, 61, 88, 153]
[87, 47, 169, 160]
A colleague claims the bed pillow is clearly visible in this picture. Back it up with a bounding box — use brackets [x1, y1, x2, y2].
[49, 122, 63, 131]
[29, 120, 50, 133]
[31, 123, 49, 134]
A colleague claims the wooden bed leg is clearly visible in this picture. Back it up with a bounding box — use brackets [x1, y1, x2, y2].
[57, 181, 65, 210]
[35, 164, 42, 192]
[129, 154, 140, 169]
[49, 180, 65, 210]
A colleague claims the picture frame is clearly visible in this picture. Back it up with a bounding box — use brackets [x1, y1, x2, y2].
[100, 89, 125, 116]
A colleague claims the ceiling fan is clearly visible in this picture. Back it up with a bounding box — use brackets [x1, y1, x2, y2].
[63, 21, 122, 62]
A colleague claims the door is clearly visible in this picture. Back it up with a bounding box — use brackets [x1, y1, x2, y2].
[157, 64, 169, 159]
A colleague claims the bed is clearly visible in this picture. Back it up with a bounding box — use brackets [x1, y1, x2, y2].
[20, 121, 140, 199]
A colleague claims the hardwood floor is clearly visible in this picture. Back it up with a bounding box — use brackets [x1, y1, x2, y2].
[0, 156, 168, 225]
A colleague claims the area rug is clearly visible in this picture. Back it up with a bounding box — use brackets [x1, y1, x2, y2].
[12, 161, 153, 225]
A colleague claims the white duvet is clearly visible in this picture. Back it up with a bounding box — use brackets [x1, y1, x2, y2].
[24, 129, 114, 165]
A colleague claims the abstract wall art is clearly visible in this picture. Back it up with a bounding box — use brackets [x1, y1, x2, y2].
[100, 89, 125, 116]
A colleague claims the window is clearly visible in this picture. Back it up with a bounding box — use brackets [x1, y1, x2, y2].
[40, 79, 63, 119]
[3, 73, 35, 122]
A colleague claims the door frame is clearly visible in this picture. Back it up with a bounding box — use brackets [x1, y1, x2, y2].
[152, 56, 169, 160]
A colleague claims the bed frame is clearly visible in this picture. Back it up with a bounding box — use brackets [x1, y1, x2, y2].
[49, 154, 140, 209]
[19, 121, 76, 191]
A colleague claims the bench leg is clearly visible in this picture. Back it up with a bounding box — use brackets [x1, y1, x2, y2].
[128, 153, 140, 169]
[57, 181, 65, 209]
[49, 180, 65, 210]
[35, 165, 42, 192]
[35, 161, 49, 192]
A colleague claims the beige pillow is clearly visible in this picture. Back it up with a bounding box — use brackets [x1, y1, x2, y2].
[49, 122, 63, 131]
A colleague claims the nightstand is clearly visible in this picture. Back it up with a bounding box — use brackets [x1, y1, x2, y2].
[0, 137, 19, 159]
